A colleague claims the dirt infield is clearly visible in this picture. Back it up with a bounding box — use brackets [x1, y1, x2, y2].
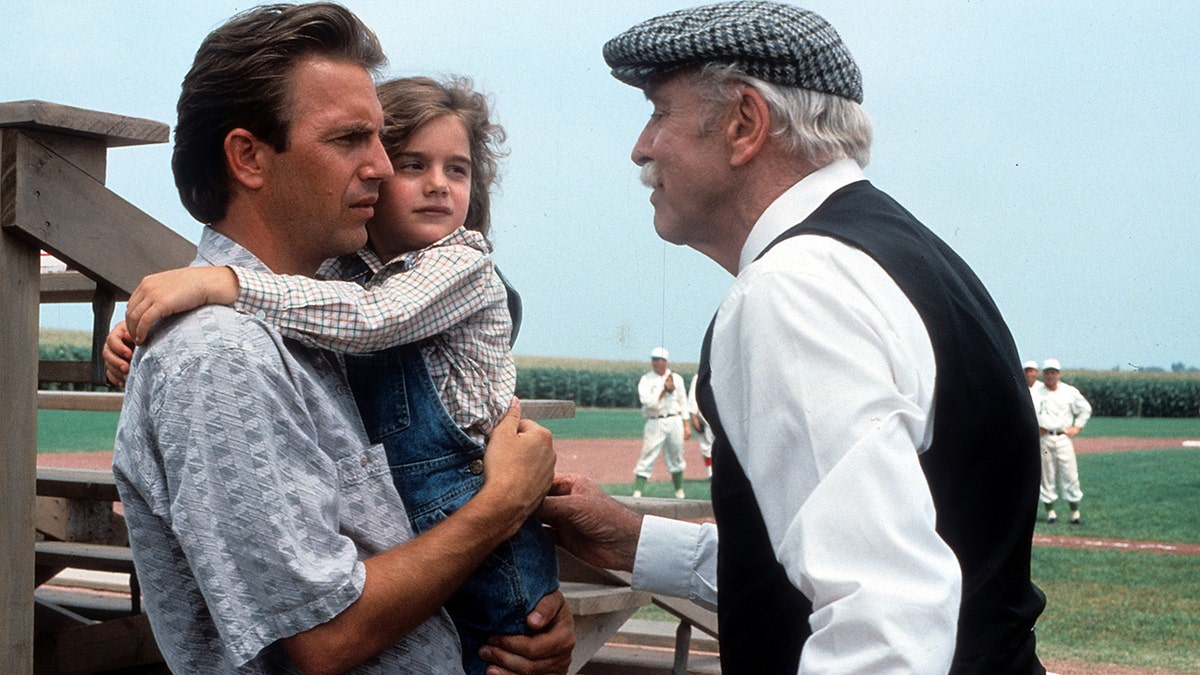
[550, 436, 1197, 485]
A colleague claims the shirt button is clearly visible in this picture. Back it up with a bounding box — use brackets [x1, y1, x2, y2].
[254, 310, 267, 320]
[360, 454, 369, 467]
[468, 459, 484, 475]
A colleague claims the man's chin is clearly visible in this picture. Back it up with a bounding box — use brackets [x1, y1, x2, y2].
[652, 216, 688, 246]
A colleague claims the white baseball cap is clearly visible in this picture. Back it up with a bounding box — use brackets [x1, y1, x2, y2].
[650, 347, 669, 360]
[1042, 358, 1062, 371]
[1023, 360, 1039, 371]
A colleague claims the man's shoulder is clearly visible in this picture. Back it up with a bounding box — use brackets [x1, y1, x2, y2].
[138, 305, 284, 364]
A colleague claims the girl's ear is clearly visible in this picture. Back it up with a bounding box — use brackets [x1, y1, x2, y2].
[224, 128, 269, 189]
[725, 86, 771, 168]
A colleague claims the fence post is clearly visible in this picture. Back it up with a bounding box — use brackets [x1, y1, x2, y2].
[0, 127, 41, 674]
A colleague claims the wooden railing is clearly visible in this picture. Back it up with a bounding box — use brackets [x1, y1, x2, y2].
[2, 99, 195, 674]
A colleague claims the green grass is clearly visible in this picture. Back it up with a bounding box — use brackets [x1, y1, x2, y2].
[37, 410, 121, 453]
[538, 408, 645, 439]
[1032, 547, 1200, 671]
[1034, 449, 1200, 543]
[1081, 416, 1200, 438]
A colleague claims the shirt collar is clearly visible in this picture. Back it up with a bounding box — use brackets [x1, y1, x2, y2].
[196, 226, 272, 271]
[738, 158, 867, 273]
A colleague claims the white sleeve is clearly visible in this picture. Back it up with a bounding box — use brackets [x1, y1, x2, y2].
[631, 515, 718, 611]
[713, 239, 961, 673]
[1071, 386, 1093, 428]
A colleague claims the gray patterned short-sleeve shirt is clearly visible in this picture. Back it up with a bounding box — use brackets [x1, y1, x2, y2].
[112, 227, 464, 673]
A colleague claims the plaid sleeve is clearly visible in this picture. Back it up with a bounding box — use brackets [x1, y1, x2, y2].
[230, 245, 491, 354]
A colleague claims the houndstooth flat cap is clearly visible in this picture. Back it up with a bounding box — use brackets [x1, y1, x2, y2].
[603, 1, 863, 103]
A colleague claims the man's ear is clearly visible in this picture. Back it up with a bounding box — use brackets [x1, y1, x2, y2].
[725, 86, 771, 168]
[224, 128, 269, 190]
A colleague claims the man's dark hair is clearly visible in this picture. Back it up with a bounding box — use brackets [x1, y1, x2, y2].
[173, 2, 386, 223]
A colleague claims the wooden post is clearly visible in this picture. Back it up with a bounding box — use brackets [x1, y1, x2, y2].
[1, 100, 188, 674]
[0, 127, 40, 673]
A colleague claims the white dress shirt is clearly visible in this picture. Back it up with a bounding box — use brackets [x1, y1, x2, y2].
[632, 159, 962, 673]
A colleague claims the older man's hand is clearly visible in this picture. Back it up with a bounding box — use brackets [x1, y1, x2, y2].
[540, 473, 643, 572]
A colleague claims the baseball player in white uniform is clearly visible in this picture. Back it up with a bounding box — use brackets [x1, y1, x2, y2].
[632, 347, 690, 498]
[1034, 358, 1092, 524]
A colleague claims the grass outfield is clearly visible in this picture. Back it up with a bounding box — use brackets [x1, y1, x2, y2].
[1033, 547, 1200, 671]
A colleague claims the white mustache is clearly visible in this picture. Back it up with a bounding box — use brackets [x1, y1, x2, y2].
[639, 162, 660, 189]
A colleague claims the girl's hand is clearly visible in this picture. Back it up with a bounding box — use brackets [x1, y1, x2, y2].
[126, 266, 239, 344]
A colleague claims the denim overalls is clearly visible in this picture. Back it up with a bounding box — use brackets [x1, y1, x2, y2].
[342, 271, 557, 675]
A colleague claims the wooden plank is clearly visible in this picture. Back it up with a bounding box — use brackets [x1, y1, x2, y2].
[522, 399, 576, 420]
[37, 390, 123, 411]
[5, 130, 195, 296]
[35, 496, 126, 545]
[36, 588, 131, 624]
[572, 608, 644, 675]
[561, 582, 649, 617]
[0, 100, 167, 148]
[34, 541, 135, 575]
[617, 496, 714, 521]
[40, 270, 117, 303]
[0, 128, 39, 673]
[38, 360, 94, 384]
[606, 619, 719, 653]
[36, 467, 120, 502]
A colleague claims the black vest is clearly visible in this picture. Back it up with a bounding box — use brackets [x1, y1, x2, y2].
[697, 181, 1046, 674]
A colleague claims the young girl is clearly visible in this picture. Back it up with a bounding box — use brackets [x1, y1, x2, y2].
[108, 76, 557, 675]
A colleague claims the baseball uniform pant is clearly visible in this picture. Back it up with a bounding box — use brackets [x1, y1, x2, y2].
[1040, 433, 1083, 503]
[634, 416, 686, 478]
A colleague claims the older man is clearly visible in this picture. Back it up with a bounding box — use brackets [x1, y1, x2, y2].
[111, 5, 571, 673]
[542, 2, 1046, 673]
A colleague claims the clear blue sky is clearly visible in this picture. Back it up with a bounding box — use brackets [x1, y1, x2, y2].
[7, 1, 1198, 370]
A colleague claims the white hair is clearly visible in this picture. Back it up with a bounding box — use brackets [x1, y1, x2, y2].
[691, 63, 873, 168]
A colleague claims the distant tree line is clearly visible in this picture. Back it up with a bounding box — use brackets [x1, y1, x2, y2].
[36, 342, 1200, 416]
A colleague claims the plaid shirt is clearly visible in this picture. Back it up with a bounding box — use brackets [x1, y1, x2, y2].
[231, 227, 515, 441]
